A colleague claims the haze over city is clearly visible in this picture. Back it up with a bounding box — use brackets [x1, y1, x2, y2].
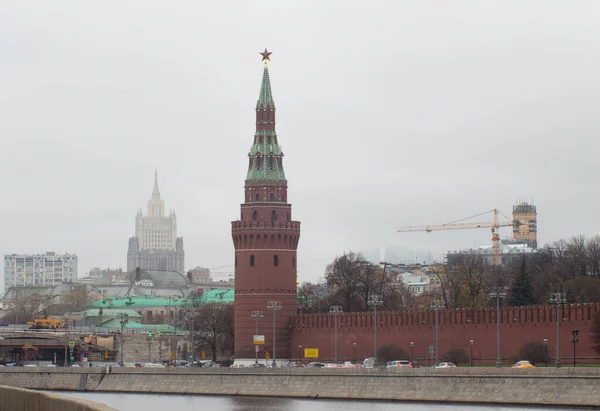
[1, 1, 599, 290]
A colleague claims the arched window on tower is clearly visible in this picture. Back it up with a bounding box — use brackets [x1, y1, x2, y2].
[250, 255, 255, 266]
[253, 210, 258, 221]
[273, 255, 279, 266]
[255, 194, 260, 202]
[271, 210, 276, 225]
[270, 193, 275, 202]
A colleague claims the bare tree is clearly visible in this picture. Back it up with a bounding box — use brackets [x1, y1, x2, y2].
[324, 252, 364, 312]
[587, 235, 600, 277]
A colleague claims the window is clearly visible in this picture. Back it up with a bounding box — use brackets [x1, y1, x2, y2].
[274, 255, 279, 266]
[250, 255, 255, 266]
[255, 194, 260, 201]
[270, 193, 275, 201]
[253, 210, 258, 220]
[271, 210, 276, 224]
[293, 257, 296, 268]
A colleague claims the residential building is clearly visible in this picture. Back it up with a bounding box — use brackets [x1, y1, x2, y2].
[3, 252, 78, 289]
[127, 171, 185, 272]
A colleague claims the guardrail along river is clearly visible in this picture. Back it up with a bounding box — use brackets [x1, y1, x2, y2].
[60, 393, 576, 411]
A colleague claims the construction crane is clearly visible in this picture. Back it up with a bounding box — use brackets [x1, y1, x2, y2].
[397, 209, 520, 266]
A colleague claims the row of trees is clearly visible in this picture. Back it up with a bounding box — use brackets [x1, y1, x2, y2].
[299, 235, 600, 314]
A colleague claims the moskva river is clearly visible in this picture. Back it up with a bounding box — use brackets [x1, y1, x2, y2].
[59, 392, 575, 411]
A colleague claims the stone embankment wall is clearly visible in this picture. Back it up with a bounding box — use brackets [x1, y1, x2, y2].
[0, 368, 599, 408]
[0, 385, 117, 411]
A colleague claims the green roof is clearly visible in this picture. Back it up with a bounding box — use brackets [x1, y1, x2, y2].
[257, 67, 274, 108]
[97, 319, 183, 334]
[87, 291, 233, 309]
[83, 308, 142, 318]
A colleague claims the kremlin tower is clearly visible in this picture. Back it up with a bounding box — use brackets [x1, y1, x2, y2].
[231, 50, 301, 363]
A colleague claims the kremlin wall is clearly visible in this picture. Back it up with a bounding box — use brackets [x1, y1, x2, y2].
[290, 304, 598, 364]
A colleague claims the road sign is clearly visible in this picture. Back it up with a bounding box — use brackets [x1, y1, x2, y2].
[304, 348, 318, 358]
[253, 335, 265, 345]
[68, 341, 75, 348]
[255, 345, 259, 353]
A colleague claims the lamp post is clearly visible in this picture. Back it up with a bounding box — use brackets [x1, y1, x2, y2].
[549, 292, 567, 368]
[571, 329, 579, 367]
[250, 310, 264, 364]
[410, 341, 414, 364]
[329, 306, 342, 363]
[489, 288, 506, 368]
[430, 303, 443, 365]
[544, 338, 548, 367]
[267, 301, 281, 368]
[469, 340, 474, 367]
[186, 313, 199, 363]
[298, 344, 303, 362]
[353, 342, 357, 364]
[119, 313, 128, 365]
[367, 294, 383, 364]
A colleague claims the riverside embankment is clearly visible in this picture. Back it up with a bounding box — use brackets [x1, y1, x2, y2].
[0, 385, 117, 411]
[0, 367, 599, 408]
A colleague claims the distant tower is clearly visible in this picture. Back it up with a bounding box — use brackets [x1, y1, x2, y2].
[512, 200, 537, 248]
[231, 50, 301, 361]
[127, 171, 185, 272]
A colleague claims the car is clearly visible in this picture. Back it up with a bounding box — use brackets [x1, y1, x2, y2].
[70, 364, 81, 367]
[387, 360, 413, 368]
[512, 360, 535, 369]
[46, 364, 57, 368]
[249, 363, 266, 368]
[23, 364, 38, 367]
[434, 362, 457, 368]
[306, 362, 325, 368]
[287, 362, 305, 368]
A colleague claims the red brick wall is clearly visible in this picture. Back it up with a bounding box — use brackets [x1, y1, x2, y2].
[291, 304, 598, 364]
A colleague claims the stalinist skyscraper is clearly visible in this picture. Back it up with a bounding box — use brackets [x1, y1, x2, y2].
[127, 171, 185, 272]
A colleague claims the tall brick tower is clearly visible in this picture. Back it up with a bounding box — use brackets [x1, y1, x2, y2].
[231, 50, 301, 362]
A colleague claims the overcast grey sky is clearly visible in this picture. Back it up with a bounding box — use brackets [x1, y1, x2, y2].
[1, 1, 599, 289]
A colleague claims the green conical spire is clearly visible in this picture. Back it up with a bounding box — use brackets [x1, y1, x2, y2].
[257, 67, 274, 108]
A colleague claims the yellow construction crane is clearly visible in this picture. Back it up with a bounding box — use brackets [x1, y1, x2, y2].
[397, 209, 520, 266]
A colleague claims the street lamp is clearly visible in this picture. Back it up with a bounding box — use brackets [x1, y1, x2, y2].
[119, 313, 128, 365]
[353, 342, 357, 364]
[329, 306, 342, 363]
[186, 313, 199, 362]
[267, 301, 281, 368]
[544, 338, 548, 367]
[469, 340, 474, 367]
[430, 303, 443, 365]
[250, 310, 264, 364]
[410, 341, 414, 364]
[489, 288, 506, 368]
[367, 294, 383, 364]
[549, 292, 567, 368]
[571, 329, 580, 367]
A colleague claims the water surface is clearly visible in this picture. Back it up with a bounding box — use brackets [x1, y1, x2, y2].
[59, 392, 575, 411]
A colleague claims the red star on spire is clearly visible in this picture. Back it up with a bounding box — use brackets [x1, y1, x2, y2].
[260, 48, 273, 62]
